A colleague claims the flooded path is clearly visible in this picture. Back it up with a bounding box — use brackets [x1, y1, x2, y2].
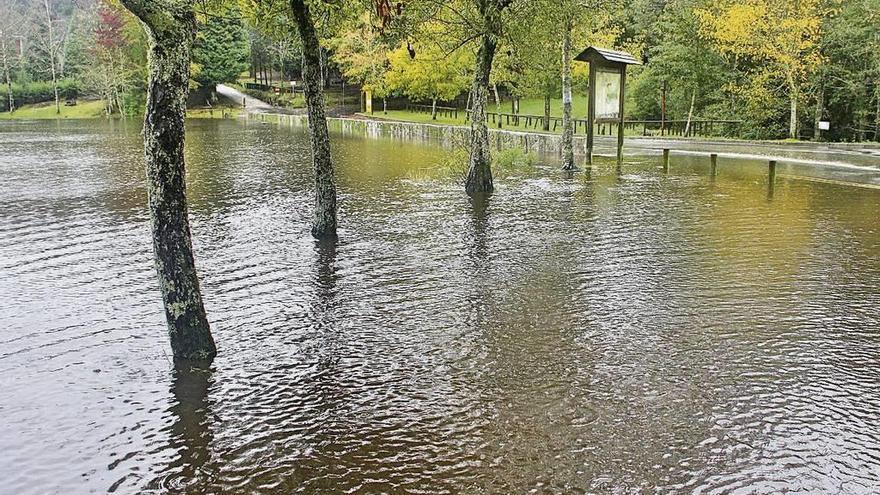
[1, 119, 879, 494]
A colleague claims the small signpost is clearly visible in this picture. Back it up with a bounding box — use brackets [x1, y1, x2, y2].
[574, 47, 641, 164]
[361, 89, 373, 115]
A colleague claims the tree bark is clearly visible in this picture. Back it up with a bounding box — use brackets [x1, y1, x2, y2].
[464, 33, 496, 195]
[789, 77, 798, 139]
[874, 89, 879, 142]
[684, 89, 696, 136]
[543, 95, 551, 131]
[290, 0, 337, 238]
[119, 0, 216, 361]
[561, 17, 574, 170]
[492, 82, 501, 128]
[1, 33, 13, 113]
[43, 0, 60, 114]
[814, 84, 824, 141]
[431, 96, 437, 120]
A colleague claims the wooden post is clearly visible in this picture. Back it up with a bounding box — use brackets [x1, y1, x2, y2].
[617, 69, 626, 163]
[586, 62, 596, 165]
[663, 149, 670, 172]
[768, 160, 777, 197]
[710, 153, 718, 177]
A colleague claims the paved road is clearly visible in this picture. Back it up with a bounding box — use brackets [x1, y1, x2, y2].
[216, 84, 274, 112]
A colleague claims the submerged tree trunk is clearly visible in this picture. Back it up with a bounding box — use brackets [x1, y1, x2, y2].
[290, 0, 337, 238]
[543, 95, 551, 131]
[464, 34, 497, 195]
[684, 89, 696, 136]
[561, 18, 574, 170]
[119, 0, 216, 361]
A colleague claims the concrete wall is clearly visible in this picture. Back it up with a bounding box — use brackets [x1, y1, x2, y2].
[253, 113, 589, 158]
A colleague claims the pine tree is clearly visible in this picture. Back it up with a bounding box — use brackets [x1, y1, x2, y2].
[192, 7, 249, 92]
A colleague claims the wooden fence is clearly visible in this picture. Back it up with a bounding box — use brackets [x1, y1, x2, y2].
[460, 110, 741, 138]
[405, 103, 460, 119]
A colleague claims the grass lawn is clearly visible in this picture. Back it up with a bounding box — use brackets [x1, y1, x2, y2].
[1, 99, 243, 121]
[363, 109, 468, 127]
[0, 100, 107, 120]
[503, 96, 591, 119]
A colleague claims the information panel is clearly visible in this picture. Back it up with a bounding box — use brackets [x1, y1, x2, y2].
[595, 69, 621, 119]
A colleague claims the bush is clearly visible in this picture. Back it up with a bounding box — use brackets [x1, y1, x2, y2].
[494, 147, 539, 169]
[1, 79, 81, 112]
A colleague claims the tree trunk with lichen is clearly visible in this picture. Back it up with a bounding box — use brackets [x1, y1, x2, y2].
[465, 34, 496, 195]
[561, 18, 574, 170]
[290, 0, 337, 238]
[120, 0, 216, 361]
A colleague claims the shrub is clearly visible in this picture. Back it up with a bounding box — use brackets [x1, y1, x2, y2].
[1, 79, 82, 112]
[494, 147, 539, 169]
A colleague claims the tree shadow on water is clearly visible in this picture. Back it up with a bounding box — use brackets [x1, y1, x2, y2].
[149, 360, 215, 494]
[313, 237, 339, 308]
[466, 193, 491, 271]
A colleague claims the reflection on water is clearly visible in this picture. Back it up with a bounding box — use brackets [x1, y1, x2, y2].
[151, 363, 214, 493]
[1, 119, 880, 494]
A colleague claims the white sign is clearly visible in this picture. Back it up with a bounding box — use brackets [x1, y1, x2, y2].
[595, 69, 620, 119]
[818, 121, 830, 131]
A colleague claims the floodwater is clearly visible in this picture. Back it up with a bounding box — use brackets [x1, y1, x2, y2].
[1, 119, 879, 494]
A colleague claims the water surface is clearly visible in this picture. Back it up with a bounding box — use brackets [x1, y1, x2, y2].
[1, 119, 879, 494]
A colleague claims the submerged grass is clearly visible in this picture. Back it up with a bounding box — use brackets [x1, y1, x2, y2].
[404, 140, 539, 184]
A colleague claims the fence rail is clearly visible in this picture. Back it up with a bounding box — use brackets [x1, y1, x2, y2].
[406, 103, 460, 119]
[460, 110, 741, 137]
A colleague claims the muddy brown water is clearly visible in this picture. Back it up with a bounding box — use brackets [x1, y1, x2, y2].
[1, 119, 879, 494]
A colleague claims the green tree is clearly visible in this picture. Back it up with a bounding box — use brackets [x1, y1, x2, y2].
[327, 11, 392, 110]
[819, 0, 880, 141]
[192, 5, 249, 93]
[385, 30, 472, 119]
[697, 0, 825, 139]
[632, 0, 730, 130]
